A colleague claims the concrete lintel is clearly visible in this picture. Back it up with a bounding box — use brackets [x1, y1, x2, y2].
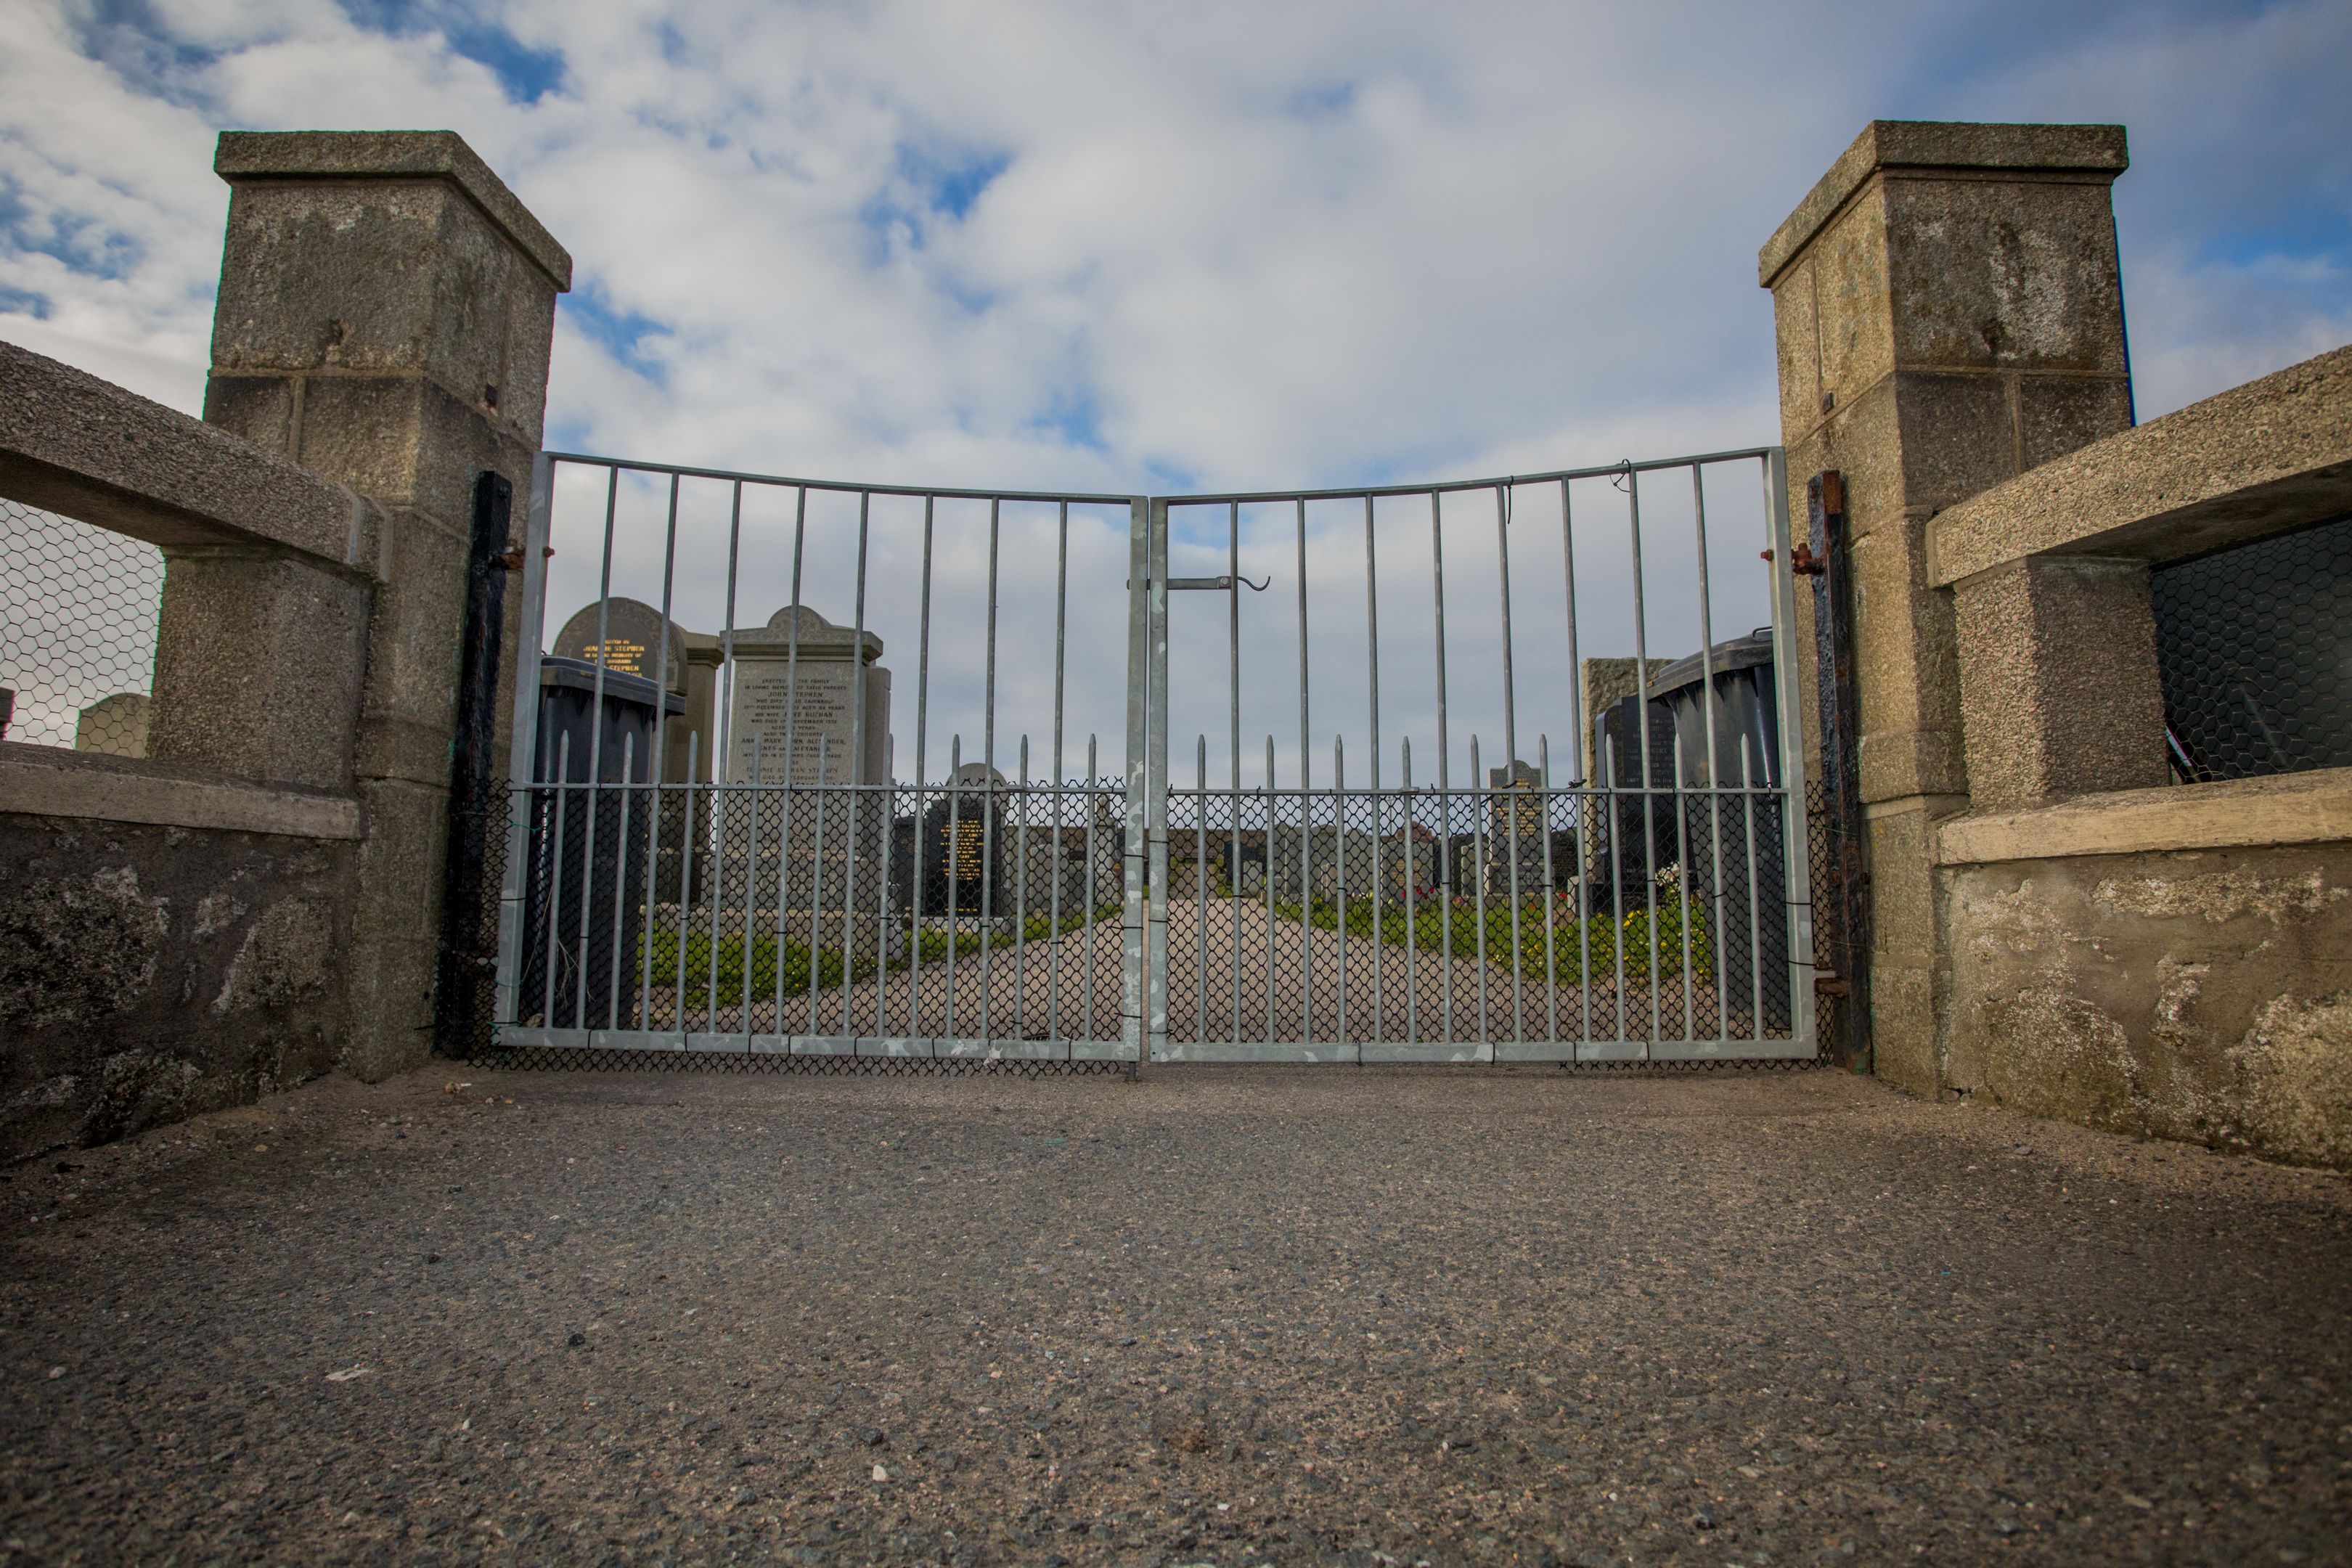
[215, 131, 573, 293]
[1936, 767, 2352, 866]
[0, 340, 366, 565]
[1930, 343, 2352, 587]
[0, 742, 364, 841]
[1760, 120, 2127, 287]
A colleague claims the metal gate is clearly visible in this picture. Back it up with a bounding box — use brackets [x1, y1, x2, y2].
[488, 447, 1813, 1064]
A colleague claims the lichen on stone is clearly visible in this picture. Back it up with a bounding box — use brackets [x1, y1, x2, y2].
[2092, 865, 2337, 925]
[2229, 991, 2352, 1169]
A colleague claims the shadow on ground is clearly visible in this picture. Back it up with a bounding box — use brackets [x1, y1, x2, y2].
[4, 1063, 2349, 1566]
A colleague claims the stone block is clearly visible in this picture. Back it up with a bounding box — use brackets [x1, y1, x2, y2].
[1772, 254, 1822, 444]
[1871, 965, 1940, 1097]
[1760, 121, 2128, 288]
[1890, 372, 2022, 511]
[211, 142, 565, 444]
[2017, 375, 2134, 472]
[1849, 514, 1967, 801]
[0, 811, 354, 1161]
[1953, 556, 2167, 808]
[148, 548, 371, 791]
[1879, 175, 2129, 375]
[198, 374, 294, 456]
[1811, 187, 1897, 412]
[339, 775, 449, 1081]
[1943, 841, 2352, 1167]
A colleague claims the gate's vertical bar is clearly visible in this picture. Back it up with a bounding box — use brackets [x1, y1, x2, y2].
[1362, 494, 1384, 1048]
[1264, 736, 1276, 1048]
[1471, 735, 1489, 1060]
[1335, 735, 1348, 1058]
[807, 737, 828, 1040]
[844, 491, 873, 1043]
[1402, 738, 1418, 1043]
[572, 470, 625, 1031]
[1538, 735, 1559, 1049]
[1294, 496, 1311, 1050]
[1085, 732, 1100, 1046]
[1050, 501, 1069, 1050]
[1122, 499, 1152, 1071]
[906, 496, 936, 1040]
[981, 498, 1002, 1050]
[542, 731, 570, 1027]
[947, 735, 963, 1045]
[1743, 746, 1765, 1043]
[1013, 735, 1029, 1045]
[1227, 502, 1243, 1048]
[495, 452, 556, 1027]
[1692, 463, 1729, 1045]
[1672, 734, 1694, 1042]
[671, 732, 698, 1037]
[606, 732, 634, 1033]
[1196, 735, 1209, 1047]
[1765, 449, 1818, 1055]
[1561, 475, 1592, 1053]
[1495, 483, 1524, 1050]
[740, 738, 760, 1037]
[1429, 491, 1454, 1049]
[1626, 466, 1659, 1056]
[719, 483, 748, 1034]
[1148, 497, 1171, 1066]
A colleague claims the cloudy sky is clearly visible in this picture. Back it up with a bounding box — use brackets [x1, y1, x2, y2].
[4, 0, 2347, 780]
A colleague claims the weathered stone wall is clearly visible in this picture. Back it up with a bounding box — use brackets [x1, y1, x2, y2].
[0, 810, 356, 1160]
[1943, 841, 2352, 1168]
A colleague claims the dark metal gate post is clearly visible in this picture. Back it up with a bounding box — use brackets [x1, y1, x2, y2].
[435, 470, 514, 1056]
[1808, 471, 1871, 1071]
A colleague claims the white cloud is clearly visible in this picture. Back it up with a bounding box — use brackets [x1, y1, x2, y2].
[4, 0, 2345, 781]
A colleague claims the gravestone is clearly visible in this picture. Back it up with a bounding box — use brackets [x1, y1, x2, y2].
[723, 606, 891, 785]
[1484, 759, 1545, 896]
[916, 763, 1008, 920]
[75, 692, 150, 758]
[551, 599, 690, 694]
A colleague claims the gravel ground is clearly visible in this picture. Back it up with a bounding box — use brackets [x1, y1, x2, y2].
[4, 1061, 2350, 1568]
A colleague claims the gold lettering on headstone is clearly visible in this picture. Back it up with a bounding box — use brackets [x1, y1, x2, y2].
[579, 638, 650, 676]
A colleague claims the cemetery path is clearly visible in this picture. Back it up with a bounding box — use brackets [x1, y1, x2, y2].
[6, 1064, 2349, 1567]
[645, 899, 1752, 1050]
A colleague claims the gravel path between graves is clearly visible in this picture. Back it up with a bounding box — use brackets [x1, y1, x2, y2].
[4, 1062, 2350, 1568]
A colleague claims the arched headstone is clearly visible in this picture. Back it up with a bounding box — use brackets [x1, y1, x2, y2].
[550, 599, 690, 695]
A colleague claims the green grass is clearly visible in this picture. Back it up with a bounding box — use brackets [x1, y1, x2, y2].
[1269, 890, 1712, 986]
[640, 899, 1125, 1005]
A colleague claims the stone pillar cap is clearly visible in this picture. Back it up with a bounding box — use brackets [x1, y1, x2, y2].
[215, 130, 572, 292]
[1759, 120, 2128, 287]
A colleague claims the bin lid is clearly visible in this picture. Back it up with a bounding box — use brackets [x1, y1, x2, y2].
[539, 656, 687, 714]
[1645, 627, 1774, 701]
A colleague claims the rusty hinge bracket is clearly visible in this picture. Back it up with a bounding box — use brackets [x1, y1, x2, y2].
[1762, 542, 1827, 576]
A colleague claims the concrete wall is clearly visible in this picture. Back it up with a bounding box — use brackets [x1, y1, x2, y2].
[0, 131, 565, 1161]
[1763, 123, 2352, 1165]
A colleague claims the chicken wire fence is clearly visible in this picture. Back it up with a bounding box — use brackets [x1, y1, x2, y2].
[2154, 514, 2351, 781]
[0, 497, 162, 754]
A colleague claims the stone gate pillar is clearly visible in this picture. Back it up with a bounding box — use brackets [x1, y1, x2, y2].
[1758, 121, 2131, 1094]
[200, 131, 572, 1079]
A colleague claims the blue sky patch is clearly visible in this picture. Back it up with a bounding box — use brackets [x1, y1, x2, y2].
[335, 1, 565, 103]
[563, 285, 673, 391]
